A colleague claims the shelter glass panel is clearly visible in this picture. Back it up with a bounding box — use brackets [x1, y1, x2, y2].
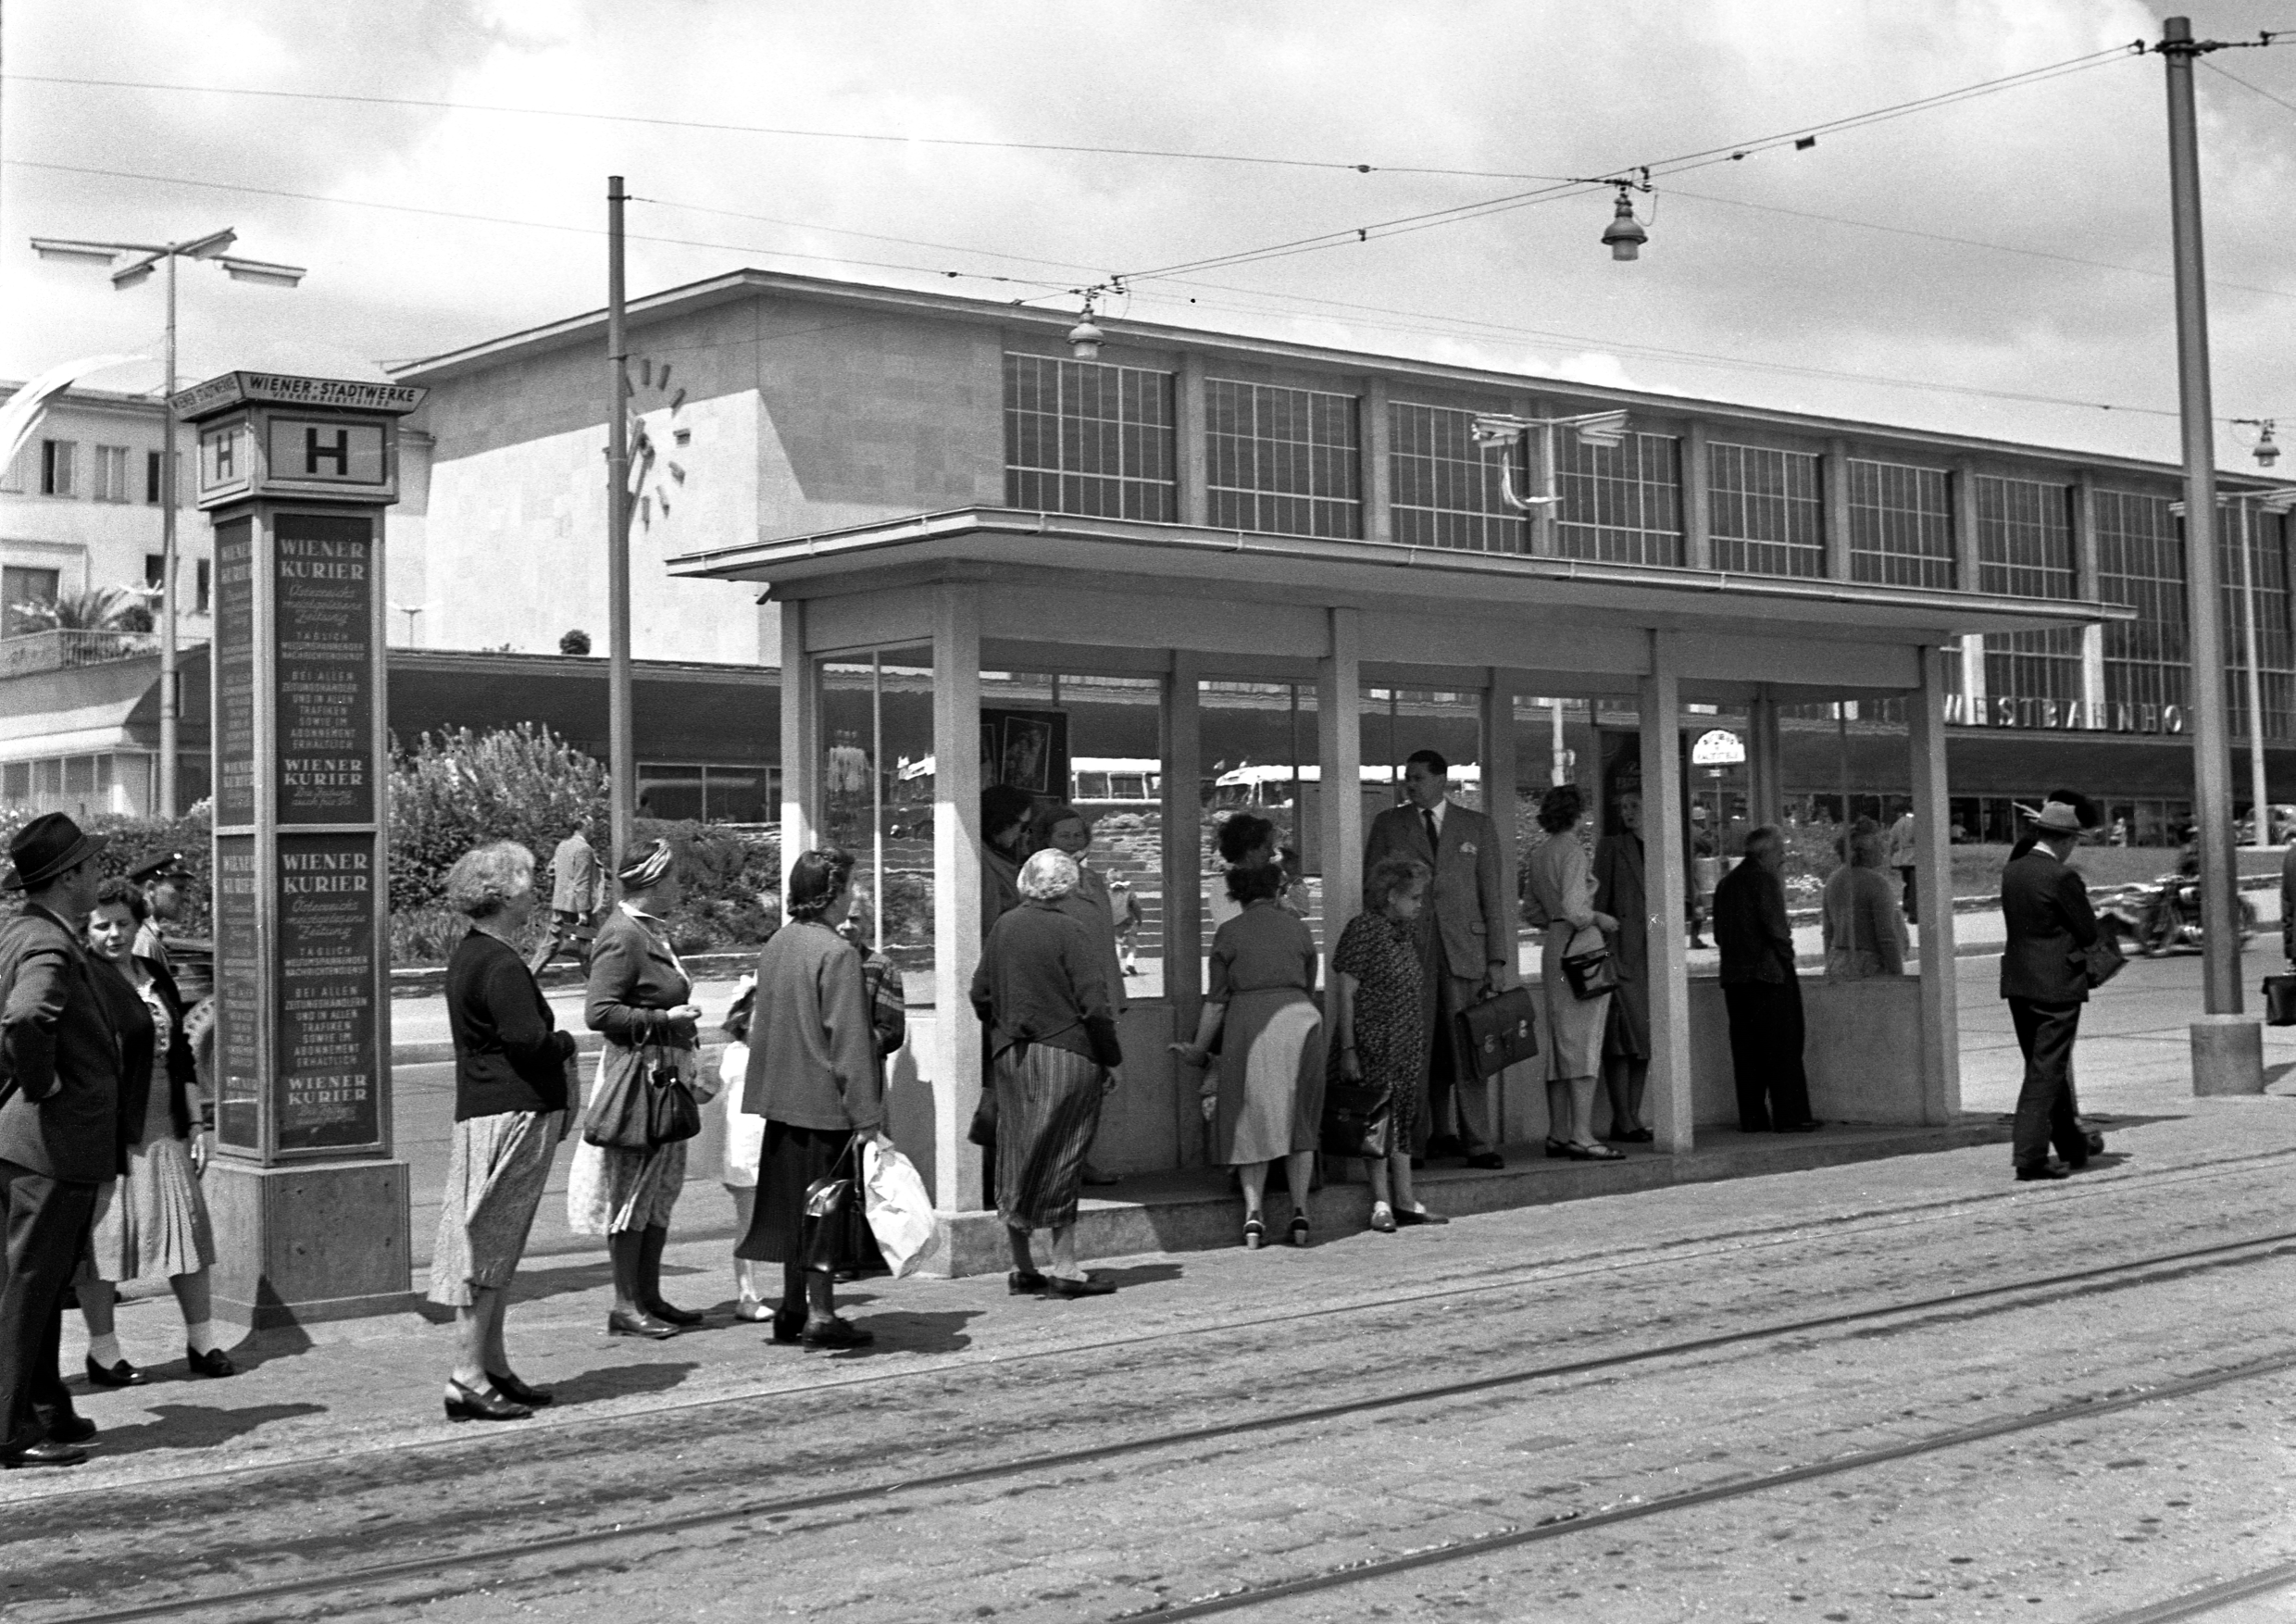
[2094, 490, 2187, 715]
[1849, 460, 1953, 589]
[1977, 475, 2080, 705]
[1003, 353, 1176, 522]
[1558, 431, 1684, 566]
[1708, 443, 1822, 577]
[1205, 380, 1360, 539]
[1389, 402, 1526, 554]
[2220, 507, 2293, 741]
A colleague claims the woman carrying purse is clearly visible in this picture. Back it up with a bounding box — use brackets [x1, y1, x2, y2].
[1522, 785, 1623, 1162]
[569, 839, 712, 1339]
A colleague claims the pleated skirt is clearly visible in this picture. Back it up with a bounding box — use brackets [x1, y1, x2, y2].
[993, 1043, 1105, 1231]
[428, 1108, 566, 1306]
[82, 1137, 215, 1283]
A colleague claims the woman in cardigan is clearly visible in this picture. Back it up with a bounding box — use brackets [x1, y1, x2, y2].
[428, 843, 576, 1421]
[737, 848, 885, 1348]
[1822, 818, 1909, 981]
[972, 849, 1123, 1295]
[1172, 860, 1325, 1248]
[571, 839, 708, 1340]
[75, 878, 231, 1387]
[1591, 789, 1653, 1143]
[1522, 785, 1623, 1163]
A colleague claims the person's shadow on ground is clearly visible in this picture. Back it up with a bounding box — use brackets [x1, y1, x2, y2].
[817, 1308, 980, 1359]
[547, 1361, 699, 1405]
[90, 1401, 331, 1455]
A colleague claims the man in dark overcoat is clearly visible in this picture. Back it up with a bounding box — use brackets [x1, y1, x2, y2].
[1713, 825, 1818, 1133]
[0, 813, 120, 1468]
[2000, 801, 2102, 1181]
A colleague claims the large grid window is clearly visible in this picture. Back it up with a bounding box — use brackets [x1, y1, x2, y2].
[1709, 443, 1823, 577]
[1389, 402, 1525, 553]
[1558, 431, 1683, 566]
[1848, 460, 1953, 589]
[2095, 490, 2187, 715]
[1205, 380, 1360, 539]
[1977, 475, 2081, 704]
[2221, 510, 2294, 741]
[1003, 353, 1177, 521]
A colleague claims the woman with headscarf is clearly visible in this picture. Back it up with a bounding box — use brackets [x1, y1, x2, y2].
[570, 838, 709, 1339]
[428, 842, 574, 1420]
[1172, 854, 1327, 1249]
[1522, 784, 1623, 1162]
[1823, 817, 1909, 981]
[738, 848, 886, 1348]
[972, 849, 1123, 1296]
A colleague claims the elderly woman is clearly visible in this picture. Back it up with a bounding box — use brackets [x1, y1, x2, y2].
[1173, 857, 1326, 1248]
[973, 849, 1123, 1295]
[1331, 856, 1444, 1232]
[571, 838, 709, 1340]
[1522, 784, 1624, 1162]
[428, 843, 575, 1421]
[1592, 788, 1653, 1143]
[1035, 803, 1128, 1189]
[1823, 817, 1909, 981]
[739, 849, 887, 1347]
[75, 878, 231, 1389]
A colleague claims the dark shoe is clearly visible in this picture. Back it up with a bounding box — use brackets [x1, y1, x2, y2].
[36, 1409, 95, 1444]
[1368, 1204, 1397, 1234]
[1607, 1127, 1654, 1144]
[85, 1355, 145, 1389]
[1045, 1274, 1117, 1297]
[1080, 1164, 1122, 1187]
[1740, 1121, 1772, 1134]
[1465, 1151, 1505, 1170]
[1, 1439, 86, 1469]
[443, 1379, 530, 1423]
[644, 1300, 705, 1327]
[1288, 1214, 1311, 1248]
[1425, 1134, 1464, 1160]
[2016, 1163, 2070, 1182]
[1008, 1269, 1048, 1295]
[1394, 1206, 1449, 1227]
[769, 1314, 805, 1344]
[1778, 1120, 1822, 1133]
[605, 1308, 679, 1340]
[185, 1346, 236, 1380]
[800, 1315, 875, 1348]
[487, 1369, 551, 1406]
[1544, 1138, 1574, 1159]
[1409, 1156, 1426, 1170]
[1242, 1217, 1265, 1250]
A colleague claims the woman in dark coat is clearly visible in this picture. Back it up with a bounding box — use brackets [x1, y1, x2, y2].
[972, 848, 1122, 1296]
[737, 849, 885, 1349]
[572, 839, 710, 1339]
[1592, 788, 1653, 1143]
[429, 842, 576, 1421]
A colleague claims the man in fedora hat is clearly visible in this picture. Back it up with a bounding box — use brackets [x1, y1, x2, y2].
[0, 812, 122, 1467]
[2000, 800, 2103, 1181]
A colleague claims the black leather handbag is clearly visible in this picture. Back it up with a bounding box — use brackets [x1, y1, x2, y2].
[1561, 946, 1618, 1002]
[1453, 985, 1539, 1080]
[2265, 974, 2296, 1027]
[1320, 1079, 1393, 1159]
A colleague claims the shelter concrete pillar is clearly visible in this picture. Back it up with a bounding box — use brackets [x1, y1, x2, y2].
[930, 583, 985, 1210]
[2073, 473, 2108, 727]
[1908, 644, 1962, 1122]
[1682, 420, 1713, 570]
[1481, 670, 1523, 1143]
[1177, 355, 1208, 528]
[1161, 652, 1205, 1163]
[1748, 685, 1784, 830]
[1317, 608, 1366, 970]
[779, 598, 819, 896]
[1823, 438, 1853, 581]
[1640, 632, 1693, 1153]
[1361, 377, 1391, 544]
[1953, 463, 1987, 727]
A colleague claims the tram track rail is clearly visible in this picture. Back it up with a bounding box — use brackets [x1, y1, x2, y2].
[22, 1223, 2296, 1624]
[2096, 1559, 2296, 1624]
[12, 1136, 2291, 1511]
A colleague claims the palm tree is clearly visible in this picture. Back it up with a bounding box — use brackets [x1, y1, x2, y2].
[9, 584, 152, 633]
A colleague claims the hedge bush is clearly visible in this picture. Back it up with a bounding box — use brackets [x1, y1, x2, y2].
[0, 806, 215, 933]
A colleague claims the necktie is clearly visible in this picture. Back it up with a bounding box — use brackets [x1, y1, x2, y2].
[1422, 807, 1440, 855]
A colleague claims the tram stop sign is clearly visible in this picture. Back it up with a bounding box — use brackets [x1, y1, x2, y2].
[172, 370, 427, 1329]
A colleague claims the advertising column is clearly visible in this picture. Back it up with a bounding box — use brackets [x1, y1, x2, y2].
[176, 371, 426, 1329]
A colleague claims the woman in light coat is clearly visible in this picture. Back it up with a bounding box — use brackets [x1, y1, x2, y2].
[1521, 784, 1623, 1162]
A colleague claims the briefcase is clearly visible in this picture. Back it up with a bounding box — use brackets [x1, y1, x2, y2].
[1453, 985, 1539, 1081]
[2265, 974, 2296, 1027]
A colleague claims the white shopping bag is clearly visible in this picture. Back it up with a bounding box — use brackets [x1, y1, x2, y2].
[861, 1140, 935, 1278]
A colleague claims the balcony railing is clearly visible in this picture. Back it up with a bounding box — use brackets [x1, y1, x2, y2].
[0, 628, 165, 678]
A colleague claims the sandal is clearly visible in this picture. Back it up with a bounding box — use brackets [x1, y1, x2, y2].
[1368, 1203, 1396, 1234]
[1570, 1141, 1626, 1162]
[1544, 1138, 1574, 1159]
[1242, 1217, 1266, 1250]
[1288, 1215, 1310, 1248]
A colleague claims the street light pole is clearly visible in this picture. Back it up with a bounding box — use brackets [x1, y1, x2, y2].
[605, 175, 635, 871]
[2159, 16, 2240, 1020]
[29, 227, 305, 818]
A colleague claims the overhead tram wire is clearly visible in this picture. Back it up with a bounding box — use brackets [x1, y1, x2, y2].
[2202, 57, 2296, 115]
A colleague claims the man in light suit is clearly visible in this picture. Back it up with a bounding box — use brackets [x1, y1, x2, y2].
[1364, 749, 1512, 1169]
[2000, 800, 2103, 1181]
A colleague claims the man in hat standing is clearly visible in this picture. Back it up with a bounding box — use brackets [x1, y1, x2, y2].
[0, 813, 121, 1467]
[1999, 800, 2103, 1181]
[127, 852, 192, 973]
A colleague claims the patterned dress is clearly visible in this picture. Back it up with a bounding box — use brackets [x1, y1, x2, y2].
[1330, 911, 1426, 1150]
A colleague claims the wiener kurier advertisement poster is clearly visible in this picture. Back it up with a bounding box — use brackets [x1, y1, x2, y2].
[213, 834, 262, 1151]
[213, 518, 257, 828]
[274, 832, 381, 1151]
[272, 512, 376, 825]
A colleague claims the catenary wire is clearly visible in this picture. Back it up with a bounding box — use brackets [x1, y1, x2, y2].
[2202, 56, 2296, 115]
[27, 1224, 2296, 1624]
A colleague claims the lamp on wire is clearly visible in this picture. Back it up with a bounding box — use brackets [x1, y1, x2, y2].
[1601, 185, 1649, 261]
[2234, 418, 2279, 468]
[1067, 294, 1105, 361]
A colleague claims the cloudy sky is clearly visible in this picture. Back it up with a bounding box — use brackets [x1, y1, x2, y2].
[3, 0, 2291, 468]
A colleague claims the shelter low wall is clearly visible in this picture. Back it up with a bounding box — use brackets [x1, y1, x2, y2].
[1687, 973, 1928, 1126]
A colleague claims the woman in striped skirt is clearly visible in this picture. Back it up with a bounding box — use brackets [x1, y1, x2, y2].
[969, 849, 1123, 1299]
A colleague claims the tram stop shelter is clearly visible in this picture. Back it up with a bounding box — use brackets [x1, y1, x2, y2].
[672, 506, 2124, 1271]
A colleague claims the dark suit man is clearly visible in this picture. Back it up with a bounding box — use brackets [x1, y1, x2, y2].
[2000, 801, 2102, 1181]
[0, 813, 121, 1468]
[1363, 749, 1512, 1168]
[1714, 825, 1817, 1133]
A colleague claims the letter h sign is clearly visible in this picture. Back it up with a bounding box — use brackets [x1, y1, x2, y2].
[305, 426, 350, 476]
